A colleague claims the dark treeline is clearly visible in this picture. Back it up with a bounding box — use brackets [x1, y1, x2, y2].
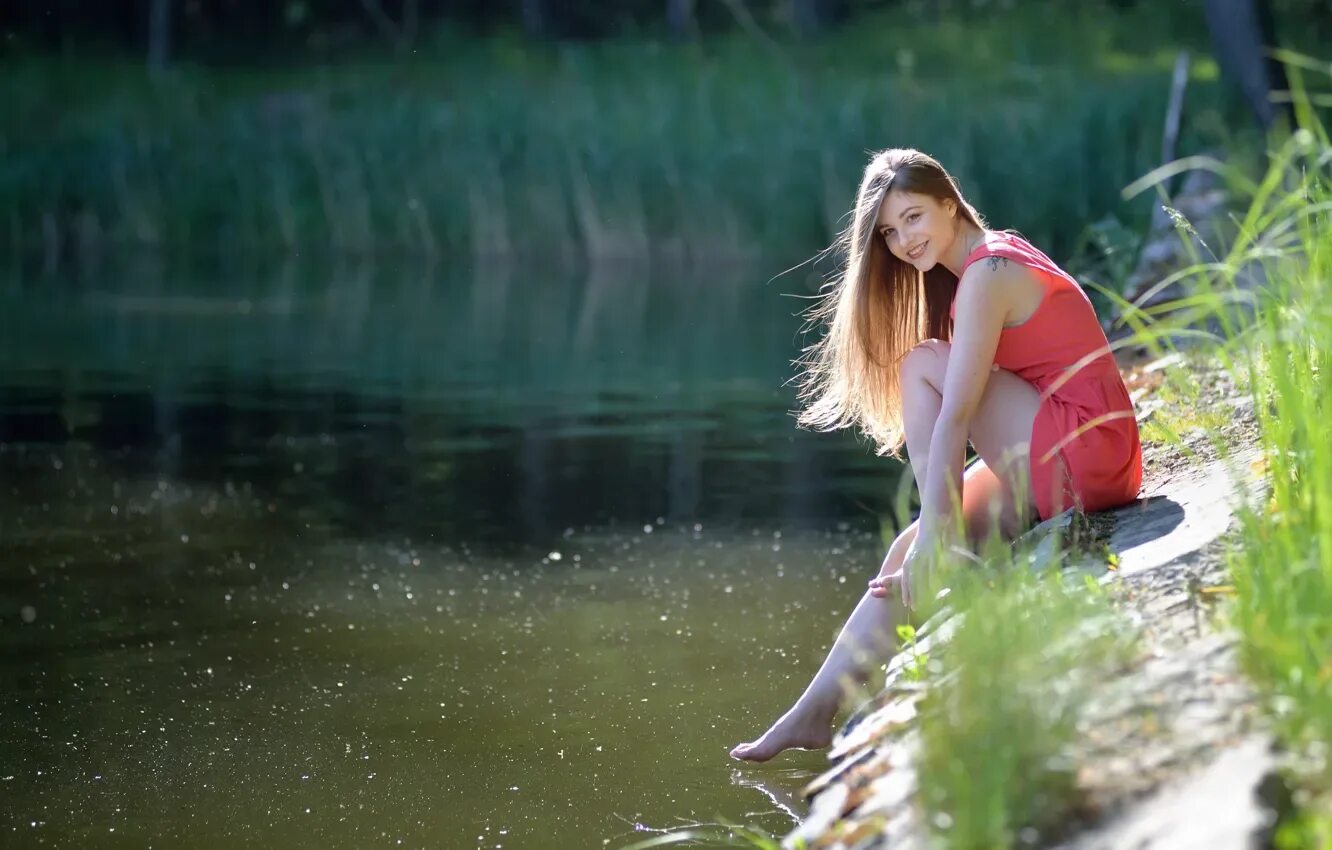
[5, 0, 1328, 61]
[10, 0, 841, 55]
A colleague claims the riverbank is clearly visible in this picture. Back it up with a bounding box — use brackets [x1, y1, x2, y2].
[786, 351, 1273, 849]
[769, 121, 1332, 849]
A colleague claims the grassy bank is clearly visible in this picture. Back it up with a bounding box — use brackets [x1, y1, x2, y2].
[913, 555, 1134, 848]
[1115, 55, 1332, 842]
[916, 61, 1332, 847]
[1222, 81, 1332, 844]
[2, 3, 1238, 272]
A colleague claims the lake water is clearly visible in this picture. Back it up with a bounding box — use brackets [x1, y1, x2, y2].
[0, 257, 909, 848]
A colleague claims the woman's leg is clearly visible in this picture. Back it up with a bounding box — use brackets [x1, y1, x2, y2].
[730, 341, 1042, 762]
[899, 339, 1041, 541]
[727, 465, 1011, 762]
[727, 521, 915, 762]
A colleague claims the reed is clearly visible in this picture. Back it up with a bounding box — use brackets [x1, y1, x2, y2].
[1, 3, 1235, 272]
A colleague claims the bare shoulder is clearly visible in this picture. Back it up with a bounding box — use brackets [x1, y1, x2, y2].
[956, 253, 1043, 326]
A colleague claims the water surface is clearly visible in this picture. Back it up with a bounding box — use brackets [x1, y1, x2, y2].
[0, 259, 906, 848]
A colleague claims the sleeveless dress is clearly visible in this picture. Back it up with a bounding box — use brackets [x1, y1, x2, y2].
[951, 231, 1143, 521]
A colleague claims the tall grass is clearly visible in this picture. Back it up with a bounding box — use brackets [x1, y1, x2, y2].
[1085, 51, 1332, 843]
[1, 3, 1236, 267]
[1220, 70, 1332, 844]
[909, 530, 1133, 849]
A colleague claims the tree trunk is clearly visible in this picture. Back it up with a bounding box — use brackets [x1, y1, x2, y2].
[521, 0, 546, 38]
[790, 0, 831, 37]
[1202, 0, 1293, 130]
[666, 0, 695, 40]
[147, 0, 170, 73]
[358, 0, 418, 53]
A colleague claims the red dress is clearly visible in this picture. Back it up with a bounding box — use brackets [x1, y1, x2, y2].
[951, 231, 1143, 521]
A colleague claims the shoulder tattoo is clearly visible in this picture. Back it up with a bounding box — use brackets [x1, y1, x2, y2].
[985, 256, 1011, 272]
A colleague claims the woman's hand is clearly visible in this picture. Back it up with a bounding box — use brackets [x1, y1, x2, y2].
[867, 535, 930, 609]
[867, 549, 902, 601]
[899, 542, 929, 609]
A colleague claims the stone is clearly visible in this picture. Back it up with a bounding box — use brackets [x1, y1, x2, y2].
[1051, 735, 1280, 850]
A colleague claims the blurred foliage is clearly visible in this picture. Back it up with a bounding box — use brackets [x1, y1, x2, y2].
[0, 2, 1253, 280]
[915, 563, 1134, 849]
[2, 0, 1327, 57]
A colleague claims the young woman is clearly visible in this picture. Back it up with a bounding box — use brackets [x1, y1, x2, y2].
[729, 148, 1142, 762]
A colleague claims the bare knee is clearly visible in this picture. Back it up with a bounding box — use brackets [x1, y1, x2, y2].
[898, 339, 951, 389]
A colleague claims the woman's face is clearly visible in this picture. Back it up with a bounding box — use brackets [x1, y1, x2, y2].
[876, 190, 957, 270]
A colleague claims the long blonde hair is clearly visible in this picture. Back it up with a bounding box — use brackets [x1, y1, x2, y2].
[795, 148, 987, 457]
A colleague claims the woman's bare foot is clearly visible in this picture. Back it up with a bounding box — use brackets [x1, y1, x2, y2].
[729, 703, 835, 762]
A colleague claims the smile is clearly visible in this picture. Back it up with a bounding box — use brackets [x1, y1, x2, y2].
[906, 241, 928, 260]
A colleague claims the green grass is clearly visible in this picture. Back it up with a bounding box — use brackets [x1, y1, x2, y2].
[1, 2, 1241, 270]
[1221, 102, 1332, 843]
[910, 533, 1134, 849]
[1093, 51, 1332, 842]
[1136, 357, 1234, 448]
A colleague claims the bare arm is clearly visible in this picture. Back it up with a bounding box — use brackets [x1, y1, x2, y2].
[918, 258, 1020, 541]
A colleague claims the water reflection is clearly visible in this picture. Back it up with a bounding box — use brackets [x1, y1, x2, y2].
[0, 258, 906, 848]
[1, 257, 904, 548]
[730, 769, 812, 826]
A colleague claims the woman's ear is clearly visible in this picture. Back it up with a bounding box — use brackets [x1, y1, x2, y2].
[944, 198, 958, 218]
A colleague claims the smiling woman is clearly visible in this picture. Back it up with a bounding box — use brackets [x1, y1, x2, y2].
[729, 148, 1142, 762]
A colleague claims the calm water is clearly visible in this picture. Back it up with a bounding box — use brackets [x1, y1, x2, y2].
[0, 258, 907, 848]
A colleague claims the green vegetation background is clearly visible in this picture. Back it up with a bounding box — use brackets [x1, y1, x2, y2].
[0, 2, 1267, 292]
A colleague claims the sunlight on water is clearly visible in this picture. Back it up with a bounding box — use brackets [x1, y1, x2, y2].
[0, 262, 904, 847]
[1, 449, 882, 847]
